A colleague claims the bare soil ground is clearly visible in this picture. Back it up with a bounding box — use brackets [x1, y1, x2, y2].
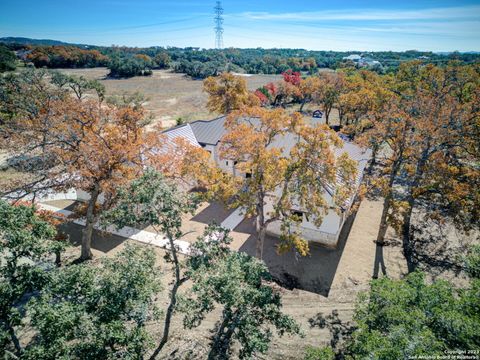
[57, 68, 283, 128]
[0, 151, 35, 194]
[43, 196, 407, 358]
[45, 196, 477, 358]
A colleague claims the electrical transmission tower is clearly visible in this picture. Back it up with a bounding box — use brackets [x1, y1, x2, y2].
[214, 1, 224, 49]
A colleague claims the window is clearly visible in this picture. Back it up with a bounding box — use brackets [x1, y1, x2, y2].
[234, 161, 238, 165]
[226, 161, 229, 166]
[245, 172, 252, 179]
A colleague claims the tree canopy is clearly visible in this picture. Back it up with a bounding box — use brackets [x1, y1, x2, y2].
[0, 69, 157, 260]
[0, 44, 16, 72]
[207, 106, 357, 258]
[181, 225, 301, 359]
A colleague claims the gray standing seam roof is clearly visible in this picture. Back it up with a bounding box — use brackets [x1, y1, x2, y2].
[162, 123, 200, 147]
[189, 116, 228, 145]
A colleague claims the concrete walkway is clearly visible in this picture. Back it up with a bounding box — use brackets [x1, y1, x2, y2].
[220, 207, 245, 230]
[37, 203, 192, 255]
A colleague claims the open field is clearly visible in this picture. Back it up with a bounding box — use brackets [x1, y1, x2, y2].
[57, 68, 283, 128]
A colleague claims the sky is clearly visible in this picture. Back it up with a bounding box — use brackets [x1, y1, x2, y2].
[1, 0, 480, 51]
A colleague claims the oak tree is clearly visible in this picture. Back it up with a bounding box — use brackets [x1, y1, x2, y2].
[26, 245, 161, 359]
[0, 200, 63, 358]
[102, 170, 199, 358]
[1, 70, 154, 260]
[203, 72, 250, 114]
[181, 225, 301, 359]
[216, 106, 357, 259]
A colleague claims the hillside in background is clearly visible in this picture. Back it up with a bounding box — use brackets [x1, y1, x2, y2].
[1, 36, 480, 79]
[0, 36, 90, 48]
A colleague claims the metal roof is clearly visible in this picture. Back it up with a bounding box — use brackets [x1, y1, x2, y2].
[162, 123, 201, 147]
[189, 116, 228, 145]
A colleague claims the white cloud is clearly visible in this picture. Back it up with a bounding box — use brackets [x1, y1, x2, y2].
[237, 6, 480, 22]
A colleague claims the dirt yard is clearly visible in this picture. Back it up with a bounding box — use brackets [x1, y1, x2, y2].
[57, 68, 283, 128]
[41, 192, 478, 358]
[42, 194, 409, 358]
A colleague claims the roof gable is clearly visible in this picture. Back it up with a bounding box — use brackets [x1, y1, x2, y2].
[189, 116, 227, 145]
[162, 123, 201, 147]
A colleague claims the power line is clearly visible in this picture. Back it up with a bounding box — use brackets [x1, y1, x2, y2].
[214, 1, 224, 49]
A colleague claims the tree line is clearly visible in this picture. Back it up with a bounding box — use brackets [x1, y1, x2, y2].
[2, 41, 480, 78]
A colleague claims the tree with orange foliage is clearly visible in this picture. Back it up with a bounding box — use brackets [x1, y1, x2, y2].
[274, 77, 302, 107]
[337, 70, 378, 126]
[1, 70, 154, 260]
[26, 45, 108, 68]
[395, 62, 480, 270]
[49, 98, 152, 260]
[296, 72, 346, 122]
[203, 72, 251, 114]
[298, 75, 321, 112]
[346, 70, 396, 172]
[357, 62, 480, 272]
[313, 72, 346, 124]
[214, 106, 357, 259]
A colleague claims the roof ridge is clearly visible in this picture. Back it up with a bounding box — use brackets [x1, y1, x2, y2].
[189, 115, 226, 126]
[162, 122, 189, 134]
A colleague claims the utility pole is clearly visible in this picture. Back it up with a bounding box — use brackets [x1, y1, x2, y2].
[214, 1, 224, 49]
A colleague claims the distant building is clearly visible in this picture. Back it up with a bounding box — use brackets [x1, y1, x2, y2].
[358, 58, 381, 67]
[15, 49, 32, 61]
[343, 54, 382, 68]
[342, 54, 362, 61]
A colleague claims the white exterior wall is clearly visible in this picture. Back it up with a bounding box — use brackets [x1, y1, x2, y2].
[208, 143, 236, 175]
[76, 189, 105, 204]
[263, 192, 344, 247]
[266, 210, 343, 248]
[209, 141, 348, 248]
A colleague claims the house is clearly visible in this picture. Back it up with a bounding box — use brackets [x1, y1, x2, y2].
[162, 116, 372, 248]
[343, 54, 382, 69]
[342, 54, 362, 61]
[358, 58, 381, 68]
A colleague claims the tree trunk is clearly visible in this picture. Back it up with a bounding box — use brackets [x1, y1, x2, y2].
[149, 232, 185, 360]
[376, 157, 402, 245]
[299, 99, 307, 113]
[256, 225, 266, 260]
[402, 196, 416, 273]
[325, 105, 332, 125]
[367, 146, 378, 176]
[208, 310, 239, 360]
[208, 311, 232, 360]
[402, 146, 429, 273]
[55, 250, 61, 267]
[4, 319, 22, 356]
[80, 182, 100, 261]
[255, 192, 266, 259]
[338, 108, 344, 126]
